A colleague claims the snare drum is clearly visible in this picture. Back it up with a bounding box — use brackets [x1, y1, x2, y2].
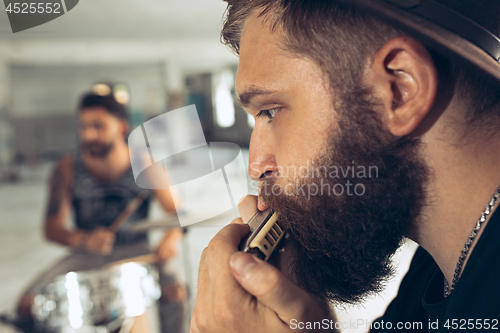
[30, 262, 160, 332]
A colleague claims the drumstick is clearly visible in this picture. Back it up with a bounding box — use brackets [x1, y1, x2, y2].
[108, 191, 149, 233]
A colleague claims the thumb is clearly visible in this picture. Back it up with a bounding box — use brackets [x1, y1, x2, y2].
[229, 251, 313, 323]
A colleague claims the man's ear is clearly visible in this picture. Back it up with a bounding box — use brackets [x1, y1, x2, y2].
[120, 120, 130, 138]
[365, 36, 438, 137]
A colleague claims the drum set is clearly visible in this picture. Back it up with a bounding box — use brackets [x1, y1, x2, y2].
[1, 217, 190, 333]
[31, 262, 161, 333]
[27, 261, 160, 333]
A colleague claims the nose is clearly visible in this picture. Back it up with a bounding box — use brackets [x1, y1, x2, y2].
[248, 127, 279, 181]
[80, 125, 98, 142]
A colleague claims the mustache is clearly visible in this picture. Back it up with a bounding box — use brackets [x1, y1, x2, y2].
[258, 173, 401, 304]
[81, 140, 114, 157]
[82, 141, 111, 149]
[259, 177, 324, 238]
[83, 141, 105, 147]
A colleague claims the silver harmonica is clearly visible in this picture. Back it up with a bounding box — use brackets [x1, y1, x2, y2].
[238, 209, 286, 261]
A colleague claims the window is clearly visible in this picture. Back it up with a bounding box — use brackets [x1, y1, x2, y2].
[213, 69, 235, 128]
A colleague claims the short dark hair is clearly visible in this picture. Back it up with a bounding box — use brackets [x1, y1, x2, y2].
[221, 0, 500, 133]
[78, 93, 129, 121]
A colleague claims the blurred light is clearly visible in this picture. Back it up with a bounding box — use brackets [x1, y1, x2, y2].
[247, 114, 255, 128]
[214, 70, 235, 128]
[42, 300, 56, 311]
[113, 84, 130, 105]
[65, 272, 83, 329]
[91, 83, 111, 96]
[114, 89, 130, 105]
[34, 294, 46, 305]
[119, 263, 147, 317]
[91, 83, 130, 105]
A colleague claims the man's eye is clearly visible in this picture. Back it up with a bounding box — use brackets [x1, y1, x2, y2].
[256, 108, 280, 123]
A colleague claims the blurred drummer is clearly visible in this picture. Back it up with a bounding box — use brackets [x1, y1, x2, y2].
[18, 91, 187, 333]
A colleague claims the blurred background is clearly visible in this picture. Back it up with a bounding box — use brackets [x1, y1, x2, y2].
[0, 2, 417, 333]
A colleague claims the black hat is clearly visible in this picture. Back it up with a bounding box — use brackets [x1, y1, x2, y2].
[336, 0, 500, 84]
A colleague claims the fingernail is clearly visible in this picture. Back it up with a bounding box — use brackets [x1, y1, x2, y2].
[230, 252, 257, 278]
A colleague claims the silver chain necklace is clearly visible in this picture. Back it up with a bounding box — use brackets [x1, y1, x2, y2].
[443, 186, 500, 297]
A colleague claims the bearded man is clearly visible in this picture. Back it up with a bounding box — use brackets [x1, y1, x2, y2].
[192, 0, 500, 332]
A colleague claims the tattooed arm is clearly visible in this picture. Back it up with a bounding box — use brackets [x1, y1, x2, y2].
[43, 155, 85, 249]
[44, 156, 116, 254]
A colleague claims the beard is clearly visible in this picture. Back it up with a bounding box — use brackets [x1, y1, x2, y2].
[260, 85, 429, 305]
[82, 140, 114, 158]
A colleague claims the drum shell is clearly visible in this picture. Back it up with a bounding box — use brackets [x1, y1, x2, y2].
[30, 262, 161, 332]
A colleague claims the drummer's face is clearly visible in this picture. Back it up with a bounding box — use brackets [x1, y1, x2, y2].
[236, 13, 335, 185]
[78, 107, 126, 155]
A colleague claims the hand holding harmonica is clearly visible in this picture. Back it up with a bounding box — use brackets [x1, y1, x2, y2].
[191, 195, 334, 333]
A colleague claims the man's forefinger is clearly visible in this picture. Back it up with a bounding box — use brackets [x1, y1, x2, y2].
[205, 223, 253, 310]
[199, 223, 250, 295]
[212, 222, 250, 250]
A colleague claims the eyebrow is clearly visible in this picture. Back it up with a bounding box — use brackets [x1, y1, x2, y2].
[237, 86, 277, 107]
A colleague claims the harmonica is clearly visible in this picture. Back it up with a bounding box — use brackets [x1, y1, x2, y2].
[238, 210, 286, 261]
